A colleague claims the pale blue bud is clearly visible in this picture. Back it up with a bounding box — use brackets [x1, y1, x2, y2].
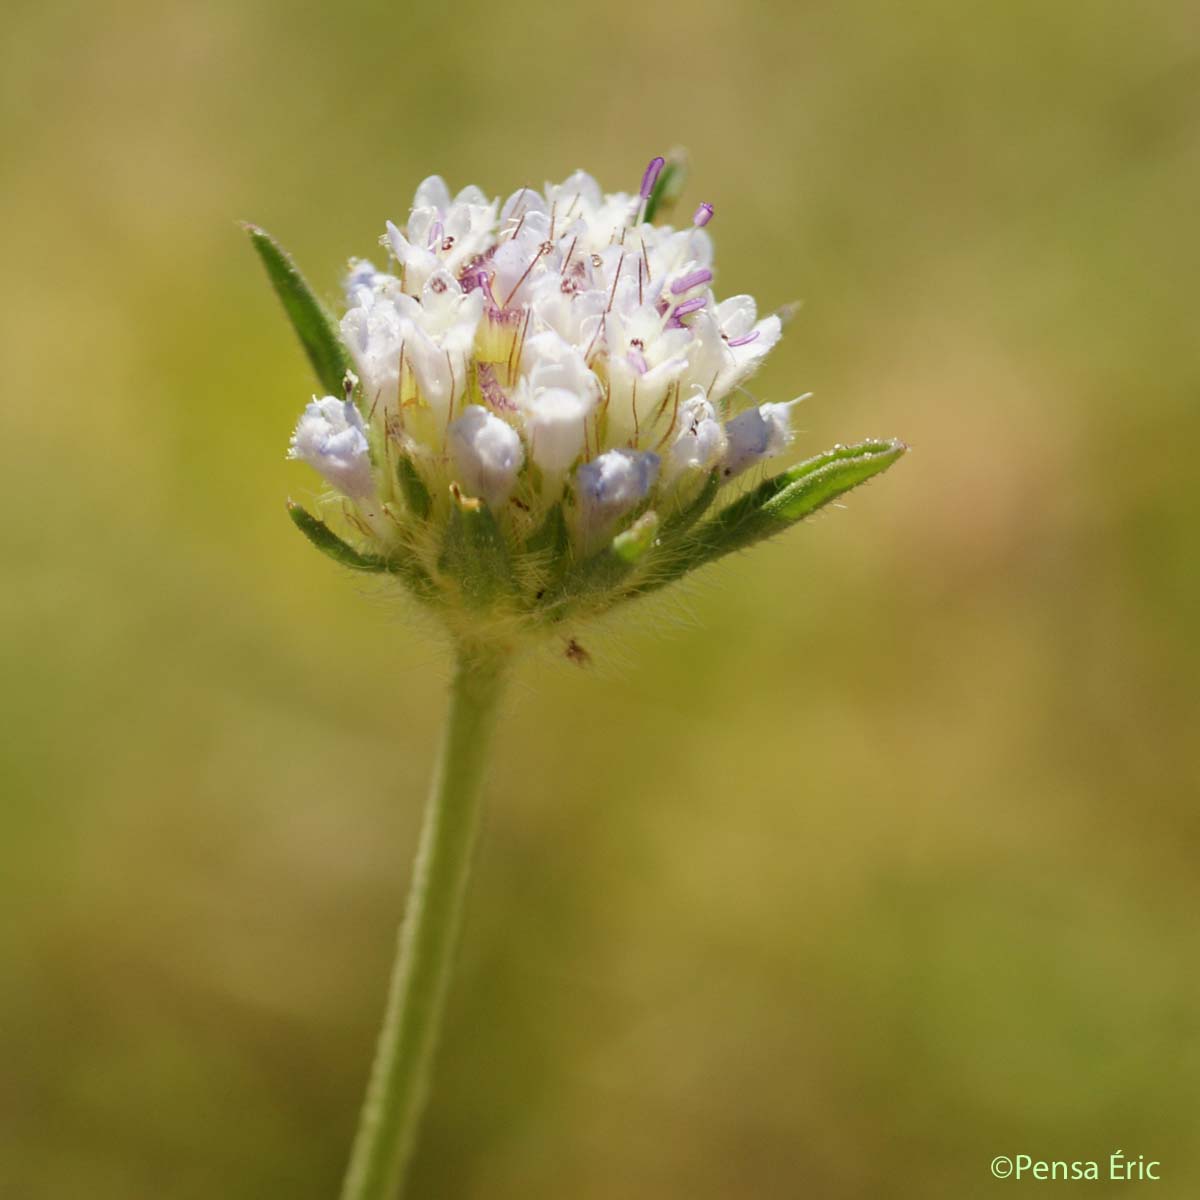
[576, 449, 660, 528]
[721, 399, 804, 478]
[289, 396, 374, 500]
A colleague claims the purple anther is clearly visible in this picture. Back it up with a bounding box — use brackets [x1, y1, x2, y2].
[427, 219, 444, 249]
[670, 268, 713, 296]
[669, 297, 707, 326]
[640, 155, 666, 200]
[726, 330, 760, 348]
[461, 267, 496, 303]
[626, 348, 649, 375]
[693, 202, 714, 228]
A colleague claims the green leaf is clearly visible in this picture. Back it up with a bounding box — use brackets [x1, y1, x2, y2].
[246, 224, 353, 397]
[396, 455, 432, 519]
[639, 438, 907, 593]
[287, 501, 389, 572]
[524, 501, 569, 561]
[643, 148, 688, 223]
[524, 502, 572, 610]
[439, 488, 514, 608]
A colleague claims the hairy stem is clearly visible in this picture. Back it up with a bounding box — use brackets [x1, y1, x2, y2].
[340, 642, 511, 1200]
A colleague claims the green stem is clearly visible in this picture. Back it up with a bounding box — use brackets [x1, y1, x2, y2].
[340, 642, 511, 1200]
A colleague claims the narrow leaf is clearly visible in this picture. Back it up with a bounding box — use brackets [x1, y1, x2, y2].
[525, 502, 573, 611]
[287, 501, 388, 572]
[396, 455, 432, 519]
[524, 501, 569, 560]
[247, 224, 353, 396]
[640, 438, 906, 593]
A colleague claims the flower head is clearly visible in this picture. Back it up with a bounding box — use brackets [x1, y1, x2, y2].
[253, 155, 905, 646]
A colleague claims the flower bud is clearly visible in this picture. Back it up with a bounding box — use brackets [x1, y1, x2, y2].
[519, 387, 594, 473]
[721, 399, 806, 478]
[448, 406, 524, 509]
[289, 397, 374, 500]
[576, 449, 660, 530]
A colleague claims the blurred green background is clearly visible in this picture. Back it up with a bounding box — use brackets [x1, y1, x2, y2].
[3, 0, 1199, 1195]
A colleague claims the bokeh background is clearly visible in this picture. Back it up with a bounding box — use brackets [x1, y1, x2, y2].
[4, 0, 1199, 1195]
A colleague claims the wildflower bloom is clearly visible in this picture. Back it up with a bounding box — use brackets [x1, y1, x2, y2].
[250, 154, 906, 1200]
[253, 154, 905, 642]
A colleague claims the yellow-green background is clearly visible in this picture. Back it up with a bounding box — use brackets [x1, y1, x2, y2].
[3, 1, 1198, 1196]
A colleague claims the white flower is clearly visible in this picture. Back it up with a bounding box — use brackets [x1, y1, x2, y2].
[710, 296, 783, 403]
[683, 296, 781, 410]
[603, 302, 691, 448]
[524, 269, 607, 349]
[511, 330, 601, 472]
[388, 270, 485, 419]
[664, 391, 726, 482]
[341, 288, 405, 415]
[386, 176, 497, 296]
[521, 330, 598, 396]
[517, 384, 595, 474]
[448, 406, 524, 509]
[289, 396, 374, 500]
